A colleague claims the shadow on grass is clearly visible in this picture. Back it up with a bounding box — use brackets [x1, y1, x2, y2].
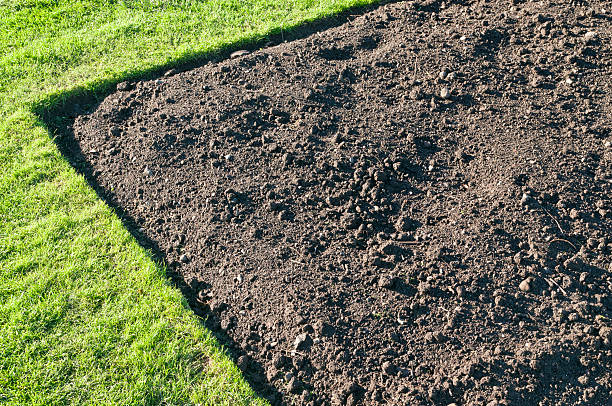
[35, 1, 397, 404]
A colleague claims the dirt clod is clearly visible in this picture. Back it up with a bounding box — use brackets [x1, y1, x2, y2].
[293, 333, 313, 352]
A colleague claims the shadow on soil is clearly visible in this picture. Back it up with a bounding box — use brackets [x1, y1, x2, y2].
[35, 1, 401, 404]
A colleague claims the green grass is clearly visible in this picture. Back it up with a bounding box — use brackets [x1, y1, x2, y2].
[0, 0, 378, 404]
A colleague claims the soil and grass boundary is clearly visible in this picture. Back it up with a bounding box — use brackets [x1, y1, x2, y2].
[0, 1, 383, 404]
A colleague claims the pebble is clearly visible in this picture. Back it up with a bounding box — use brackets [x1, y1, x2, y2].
[519, 277, 532, 292]
[584, 31, 598, 42]
[143, 167, 152, 177]
[440, 86, 451, 99]
[569, 208, 580, 220]
[179, 254, 190, 263]
[397, 314, 408, 325]
[520, 193, 533, 206]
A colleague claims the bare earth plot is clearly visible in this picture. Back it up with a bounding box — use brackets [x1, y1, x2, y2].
[65, 0, 612, 405]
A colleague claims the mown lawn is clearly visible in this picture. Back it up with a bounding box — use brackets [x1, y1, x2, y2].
[0, 0, 376, 404]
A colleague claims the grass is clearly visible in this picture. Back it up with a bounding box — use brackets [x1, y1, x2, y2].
[0, 0, 378, 404]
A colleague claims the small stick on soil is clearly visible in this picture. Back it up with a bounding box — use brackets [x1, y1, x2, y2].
[549, 238, 577, 250]
[544, 277, 568, 296]
[290, 259, 306, 266]
[542, 209, 565, 234]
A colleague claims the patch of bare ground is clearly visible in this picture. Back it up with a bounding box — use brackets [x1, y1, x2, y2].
[68, 1, 612, 404]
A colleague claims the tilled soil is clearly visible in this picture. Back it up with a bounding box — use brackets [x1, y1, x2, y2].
[67, 0, 612, 404]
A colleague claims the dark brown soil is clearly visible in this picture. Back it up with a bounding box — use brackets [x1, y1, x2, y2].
[66, 0, 612, 404]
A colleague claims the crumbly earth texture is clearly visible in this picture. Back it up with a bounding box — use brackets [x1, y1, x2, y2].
[68, 0, 612, 404]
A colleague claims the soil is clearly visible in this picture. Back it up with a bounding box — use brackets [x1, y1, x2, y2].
[65, 0, 612, 404]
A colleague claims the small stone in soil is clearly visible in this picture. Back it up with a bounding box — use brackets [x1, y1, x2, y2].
[519, 277, 532, 292]
[584, 31, 598, 42]
[179, 254, 190, 263]
[520, 193, 533, 206]
[440, 86, 451, 99]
